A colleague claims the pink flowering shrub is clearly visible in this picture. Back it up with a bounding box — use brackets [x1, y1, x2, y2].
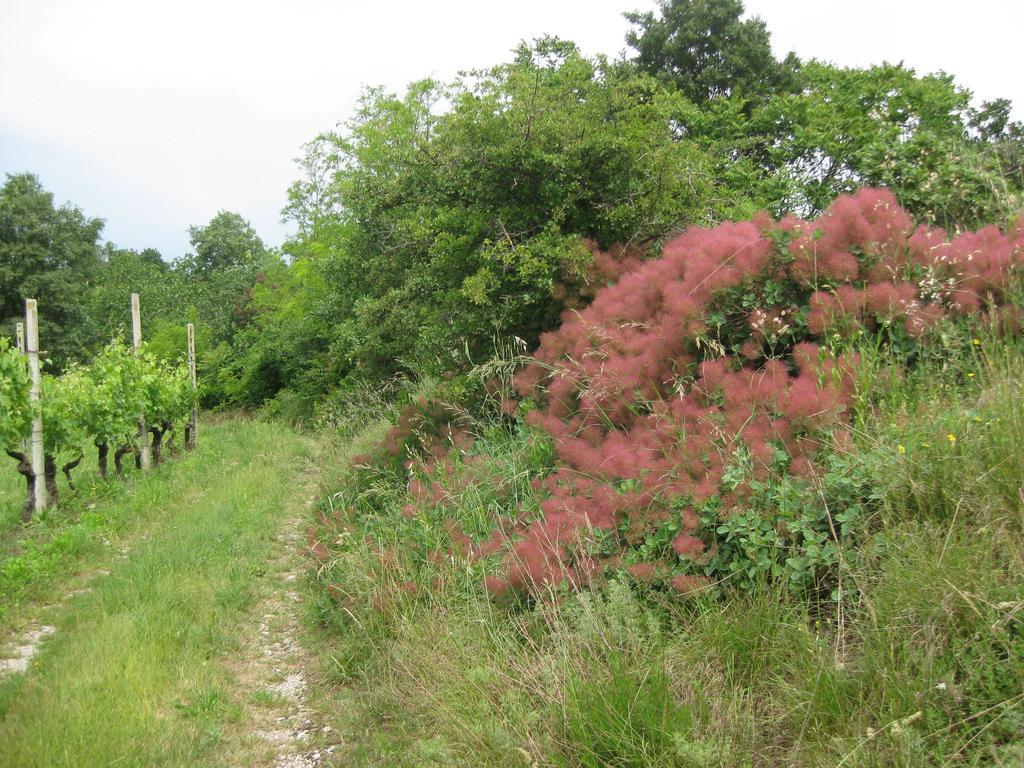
[330, 189, 1023, 600]
[482, 189, 1024, 595]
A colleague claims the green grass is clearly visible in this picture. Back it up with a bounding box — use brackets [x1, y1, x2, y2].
[307, 337, 1024, 767]
[0, 417, 315, 767]
[0, 433, 165, 621]
[0, 429, 110, 538]
[0, 446, 30, 534]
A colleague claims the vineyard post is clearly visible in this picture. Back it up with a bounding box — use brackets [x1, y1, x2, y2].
[15, 322, 28, 458]
[25, 300, 46, 513]
[131, 293, 152, 470]
[187, 323, 197, 450]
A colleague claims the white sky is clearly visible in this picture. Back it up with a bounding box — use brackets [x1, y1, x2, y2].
[1, 0, 1021, 259]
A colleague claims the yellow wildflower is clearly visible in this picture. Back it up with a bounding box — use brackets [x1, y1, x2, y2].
[947, 433, 957, 445]
[972, 338, 981, 346]
[897, 444, 906, 454]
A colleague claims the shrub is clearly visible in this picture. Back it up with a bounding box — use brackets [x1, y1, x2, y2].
[312, 327, 1024, 767]
[333, 189, 1023, 602]
[490, 189, 1023, 595]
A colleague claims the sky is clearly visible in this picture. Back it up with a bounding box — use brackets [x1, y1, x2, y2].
[1, 0, 1021, 260]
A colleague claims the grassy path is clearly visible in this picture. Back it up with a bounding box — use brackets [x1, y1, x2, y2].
[0, 418, 321, 768]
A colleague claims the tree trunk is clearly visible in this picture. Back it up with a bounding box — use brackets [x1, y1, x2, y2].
[6, 449, 35, 521]
[149, 425, 165, 465]
[115, 443, 134, 478]
[97, 441, 109, 480]
[44, 454, 58, 507]
[165, 420, 180, 458]
[62, 451, 83, 490]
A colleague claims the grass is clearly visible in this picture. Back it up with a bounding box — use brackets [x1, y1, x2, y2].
[0, 457, 24, 532]
[0, 431, 180, 622]
[0, 417, 315, 768]
[0, 427, 112, 537]
[306, 333, 1024, 767]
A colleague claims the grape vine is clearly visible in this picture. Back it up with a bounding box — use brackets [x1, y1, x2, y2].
[1, 338, 197, 517]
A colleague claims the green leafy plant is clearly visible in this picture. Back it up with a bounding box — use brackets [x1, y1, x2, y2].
[39, 367, 92, 504]
[0, 337, 35, 518]
[84, 341, 147, 479]
[2, 336, 197, 513]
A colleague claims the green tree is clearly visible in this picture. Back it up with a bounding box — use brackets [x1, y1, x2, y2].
[87, 243, 184, 343]
[0, 173, 103, 368]
[181, 211, 266, 275]
[749, 63, 1024, 227]
[175, 211, 274, 352]
[281, 38, 744, 390]
[217, 255, 332, 412]
[192, 24, 1024, 416]
[624, 0, 798, 105]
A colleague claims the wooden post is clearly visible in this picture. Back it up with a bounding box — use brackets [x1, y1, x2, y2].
[25, 300, 45, 513]
[131, 293, 152, 470]
[15, 322, 28, 459]
[186, 323, 197, 450]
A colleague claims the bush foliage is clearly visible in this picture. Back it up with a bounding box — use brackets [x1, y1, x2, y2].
[336, 190, 1023, 601]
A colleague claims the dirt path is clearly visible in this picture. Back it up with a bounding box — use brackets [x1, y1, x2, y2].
[0, 624, 55, 677]
[0, 420, 327, 768]
[0, 568, 106, 679]
[221, 481, 341, 768]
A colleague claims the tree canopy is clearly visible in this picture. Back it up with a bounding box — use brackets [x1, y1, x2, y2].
[0, 173, 104, 369]
[280, 37, 749, 386]
[625, 0, 798, 104]
[182, 211, 267, 276]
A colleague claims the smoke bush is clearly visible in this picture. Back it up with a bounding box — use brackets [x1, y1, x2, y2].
[342, 189, 1023, 599]
[479, 189, 1023, 595]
